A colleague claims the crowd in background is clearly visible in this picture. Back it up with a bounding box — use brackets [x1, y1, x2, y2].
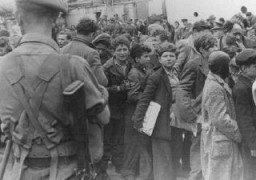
[1, 4, 256, 180]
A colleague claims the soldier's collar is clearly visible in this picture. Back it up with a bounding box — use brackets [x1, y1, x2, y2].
[20, 33, 60, 52]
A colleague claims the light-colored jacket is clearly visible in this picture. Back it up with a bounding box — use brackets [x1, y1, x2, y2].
[201, 72, 243, 180]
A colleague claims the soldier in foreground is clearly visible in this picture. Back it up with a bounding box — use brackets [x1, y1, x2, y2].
[0, 0, 110, 180]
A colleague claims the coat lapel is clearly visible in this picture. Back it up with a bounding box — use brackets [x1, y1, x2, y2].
[161, 68, 172, 96]
[239, 74, 253, 89]
[198, 56, 209, 77]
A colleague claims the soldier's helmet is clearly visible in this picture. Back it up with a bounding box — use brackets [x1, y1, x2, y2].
[15, 0, 68, 13]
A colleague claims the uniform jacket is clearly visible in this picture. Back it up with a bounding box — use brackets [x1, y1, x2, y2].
[104, 57, 132, 119]
[176, 54, 209, 123]
[132, 67, 173, 140]
[233, 74, 256, 150]
[0, 33, 106, 180]
[201, 72, 243, 180]
[61, 34, 108, 86]
[174, 35, 199, 73]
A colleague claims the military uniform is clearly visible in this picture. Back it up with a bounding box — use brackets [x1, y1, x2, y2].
[0, 1, 108, 180]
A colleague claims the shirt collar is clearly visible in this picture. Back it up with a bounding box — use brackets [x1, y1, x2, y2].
[163, 66, 176, 76]
[19, 33, 60, 52]
[114, 58, 128, 67]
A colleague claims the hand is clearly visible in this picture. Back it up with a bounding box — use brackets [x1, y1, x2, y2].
[120, 80, 133, 91]
[236, 41, 246, 50]
[1, 121, 14, 140]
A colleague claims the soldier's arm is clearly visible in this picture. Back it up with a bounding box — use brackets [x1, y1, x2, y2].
[87, 51, 108, 86]
[70, 56, 110, 125]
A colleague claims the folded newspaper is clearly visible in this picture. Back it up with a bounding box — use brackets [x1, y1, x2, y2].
[140, 101, 161, 136]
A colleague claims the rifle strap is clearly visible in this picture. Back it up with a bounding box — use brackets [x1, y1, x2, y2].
[60, 55, 97, 177]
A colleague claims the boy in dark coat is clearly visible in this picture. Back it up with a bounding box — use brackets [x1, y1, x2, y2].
[233, 49, 256, 180]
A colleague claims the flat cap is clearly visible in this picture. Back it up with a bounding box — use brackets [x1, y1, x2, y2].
[193, 20, 211, 31]
[181, 18, 188, 22]
[236, 49, 256, 66]
[92, 33, 111, 45]
[15, 0, 68, 13]
[211, 22, 223, 30]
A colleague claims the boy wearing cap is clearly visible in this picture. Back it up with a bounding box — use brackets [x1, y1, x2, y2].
[233, 49, 256, 180]
[0, 1, 110, 180]
[92, 33, 112, 65]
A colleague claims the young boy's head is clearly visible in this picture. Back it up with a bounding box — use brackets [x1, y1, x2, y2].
[156, 43, 177, 69]
[130, 44, 151, 66]
[236, 49, 256, 79]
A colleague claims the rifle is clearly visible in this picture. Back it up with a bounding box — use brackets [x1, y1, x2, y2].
[0, 140, 13, 180]
[63, 80, 97, 180]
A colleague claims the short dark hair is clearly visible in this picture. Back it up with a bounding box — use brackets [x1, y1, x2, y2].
[192, 20, 211, 32]
[130, 44, 151, 60]
[194, 34, 216, 53]
[111, 36, 130, 50]
[223, 20, 234, 33]
[76, 18, 98, 36]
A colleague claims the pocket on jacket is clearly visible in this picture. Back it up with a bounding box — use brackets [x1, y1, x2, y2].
[211, 135, 232, 159]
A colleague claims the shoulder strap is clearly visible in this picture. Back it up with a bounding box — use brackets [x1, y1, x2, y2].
[59, 54, 72, 90]
[5, 53, 60, 149]
[5, 53, 62, 180]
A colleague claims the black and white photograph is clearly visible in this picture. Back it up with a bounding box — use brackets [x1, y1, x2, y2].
[0, 0, 256, 180]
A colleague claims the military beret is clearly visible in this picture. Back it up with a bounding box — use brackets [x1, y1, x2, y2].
[181, 19, 188, 22]
[92, 33, 111, 45]
[15, 0, 68, 13]
[236, 49, 256, 66]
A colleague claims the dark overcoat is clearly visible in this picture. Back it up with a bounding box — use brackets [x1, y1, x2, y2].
[132, 67, 172, 140]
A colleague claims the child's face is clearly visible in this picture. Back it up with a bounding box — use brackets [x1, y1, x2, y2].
[159, 52, 176, 69]
[137, 52, 150, 66]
